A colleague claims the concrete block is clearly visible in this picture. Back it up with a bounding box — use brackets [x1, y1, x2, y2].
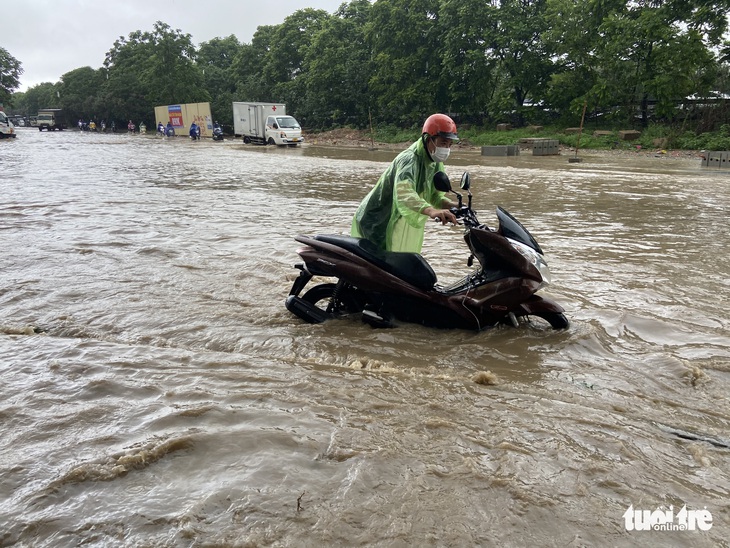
[481, 145, 520, 157]
[702, 151, 730, 169]
[618, 130, 641, 141]
[496, 123, 512, 131]
[533, 139, 560, 156]
[564, 127, 582, 134]
[518, 138, 540, 145]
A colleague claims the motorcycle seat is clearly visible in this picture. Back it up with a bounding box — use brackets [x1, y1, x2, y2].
[313, 235, 437, 291]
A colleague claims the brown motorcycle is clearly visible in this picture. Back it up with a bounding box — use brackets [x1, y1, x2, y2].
[285, 172, 569, 330]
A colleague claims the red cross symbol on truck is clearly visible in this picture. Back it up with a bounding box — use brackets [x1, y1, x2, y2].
[272, 105, 277, 111]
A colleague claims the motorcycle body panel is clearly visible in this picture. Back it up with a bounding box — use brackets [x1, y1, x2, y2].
[496, 206, 543, 254]
[465, 227, 542, 282]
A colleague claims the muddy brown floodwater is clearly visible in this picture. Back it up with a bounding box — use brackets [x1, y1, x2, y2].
[1, 128, 728, 547]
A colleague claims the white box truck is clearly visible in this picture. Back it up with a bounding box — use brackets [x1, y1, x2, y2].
[232, 102, 303, 146]
[0, 111, 16, 138]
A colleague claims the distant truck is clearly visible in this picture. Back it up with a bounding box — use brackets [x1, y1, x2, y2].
[37, 108, 65, 131]
[232, 102, 303, 146]
[0, 110, 16, 138]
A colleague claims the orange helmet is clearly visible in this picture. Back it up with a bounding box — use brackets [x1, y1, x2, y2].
[422, 114, 458, 141]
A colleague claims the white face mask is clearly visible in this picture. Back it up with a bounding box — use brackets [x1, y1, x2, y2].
[432, 146, 450, 163]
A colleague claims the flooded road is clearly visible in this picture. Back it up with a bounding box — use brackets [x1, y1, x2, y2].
[1, 128, 728, 547]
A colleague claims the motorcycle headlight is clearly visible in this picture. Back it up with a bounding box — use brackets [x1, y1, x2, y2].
[508, 239, 552, 286]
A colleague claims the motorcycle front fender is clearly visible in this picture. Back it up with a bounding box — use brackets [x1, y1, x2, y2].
[517, 294, 565, 315]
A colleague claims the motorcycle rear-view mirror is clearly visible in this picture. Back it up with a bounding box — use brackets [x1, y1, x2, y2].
[460, 172, 471, 191]
[433, 171, 452, 193]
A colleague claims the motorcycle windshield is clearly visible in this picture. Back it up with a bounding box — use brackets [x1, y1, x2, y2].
[496, 206, 543, 254]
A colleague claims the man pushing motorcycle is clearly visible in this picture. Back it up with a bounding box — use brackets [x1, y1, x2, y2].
[350, 114, 460, 253]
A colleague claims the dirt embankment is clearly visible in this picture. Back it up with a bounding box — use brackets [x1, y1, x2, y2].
[303, 128, 706, 160]
[304, 128, 408, 150]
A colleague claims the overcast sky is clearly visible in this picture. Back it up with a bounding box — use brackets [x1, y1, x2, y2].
[5, 0, 348, 92]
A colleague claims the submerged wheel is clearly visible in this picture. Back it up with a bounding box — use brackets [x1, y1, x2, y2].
[267, 137, 276, 145]
[531, 312, 570, 329]
[302, 283, 362, 319]
[500, 311, 570, 330]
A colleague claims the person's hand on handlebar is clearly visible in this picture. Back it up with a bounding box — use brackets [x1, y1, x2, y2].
[423, 206, 458, 225]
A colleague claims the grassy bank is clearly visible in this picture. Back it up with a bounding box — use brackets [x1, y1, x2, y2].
[362, 123, 730, 151]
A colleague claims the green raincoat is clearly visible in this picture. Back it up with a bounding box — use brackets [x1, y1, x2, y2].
[351, 137, 447, 253]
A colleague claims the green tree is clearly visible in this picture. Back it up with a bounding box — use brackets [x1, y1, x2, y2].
[9, 1, 730, 133]
[365, 0, 442, 125]
[262, 8, 332, 112]
[302, 0, 373, 127]
[59, 67, 105, 123]
[7, 91, 25, 114]
[103, 21, 209, 126]
[547, 0, 730, 127]
[198, 35, 241, 127]
[198, 35, 242, 70]
[486, 0, 555, 125]
[0, 46, 23, 106]
[103, 29, 156, 124]
[19, 82, 60, 115]
[439, 0, 500, 120]
[143, 21, 209, 107]
[542, 0, 606, 121]
[230, 26, 277, 102]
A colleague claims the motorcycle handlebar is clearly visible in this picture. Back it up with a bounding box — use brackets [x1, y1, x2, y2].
[430, 206, 485, 229]
[450, 206, 481, 228]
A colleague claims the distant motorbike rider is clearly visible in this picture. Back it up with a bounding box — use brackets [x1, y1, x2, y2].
[350, 113, 459, 253]
[212, 121, 223, 140]
[189, 122, 198, 140]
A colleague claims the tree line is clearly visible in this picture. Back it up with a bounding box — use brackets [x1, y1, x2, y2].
[3, 0, 730, 133]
